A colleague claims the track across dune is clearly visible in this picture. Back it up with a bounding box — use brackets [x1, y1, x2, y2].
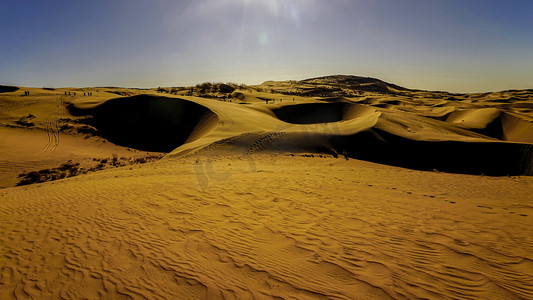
[69, 95, 218, 152]
[196, 101, 533, 176]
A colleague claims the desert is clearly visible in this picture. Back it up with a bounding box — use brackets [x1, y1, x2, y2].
[1, 76, 532, 299]
[2, 0, 533, 298]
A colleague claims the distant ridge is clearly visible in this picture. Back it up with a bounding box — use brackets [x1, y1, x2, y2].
[303, 75, 410, 92]
[260, 75, 410, 97]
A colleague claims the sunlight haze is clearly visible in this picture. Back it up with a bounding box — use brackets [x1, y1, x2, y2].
[1, 0, 532, 92]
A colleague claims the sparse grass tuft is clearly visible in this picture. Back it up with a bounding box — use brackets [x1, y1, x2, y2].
[16, 154, 165, 186]
[17, 160, 83, 186]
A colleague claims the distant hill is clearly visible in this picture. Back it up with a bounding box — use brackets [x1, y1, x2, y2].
[303, 75, 409, 92]
[259, 75, 410, 97]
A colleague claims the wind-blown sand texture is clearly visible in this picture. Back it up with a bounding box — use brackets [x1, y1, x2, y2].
[1, 76, 532, 299]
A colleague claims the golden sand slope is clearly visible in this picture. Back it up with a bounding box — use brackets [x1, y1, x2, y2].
[64, 93, 533, 175]
[0, 88, 163, 188]
[0, 156, 532, 299]
[1, 79, 533, 298]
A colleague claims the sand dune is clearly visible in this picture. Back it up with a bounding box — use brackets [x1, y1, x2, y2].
[1, 76, 532, 298]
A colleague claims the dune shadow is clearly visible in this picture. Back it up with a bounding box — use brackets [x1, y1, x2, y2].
[68, 95, 217, 152]
[0, 85, 19, 93]
[330, 129, 533, 176]
[273, 102, 372, 124]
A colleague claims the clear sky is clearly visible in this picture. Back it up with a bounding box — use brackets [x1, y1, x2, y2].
[1, 0, 532, 92]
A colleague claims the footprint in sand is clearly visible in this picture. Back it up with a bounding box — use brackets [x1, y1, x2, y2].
[477, 205, 493, 209]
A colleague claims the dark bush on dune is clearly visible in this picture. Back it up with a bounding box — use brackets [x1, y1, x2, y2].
[196, 82, 214, 94]
[193, 82, 235, 96]
[218, 84, 235, 94]
[17, 161, 81, 186]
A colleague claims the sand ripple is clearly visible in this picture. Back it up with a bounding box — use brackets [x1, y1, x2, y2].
[1, 157, 531, 299]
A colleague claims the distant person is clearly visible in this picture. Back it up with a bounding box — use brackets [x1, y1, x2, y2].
[68, 91, 71, 95]
[84, 92, 86, 96]
[64, 91, 67, 95]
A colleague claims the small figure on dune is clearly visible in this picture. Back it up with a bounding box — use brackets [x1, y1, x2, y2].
[84, 92, 86, 96]
[68, 91, 71, 95]
[64, 91, 67, 95]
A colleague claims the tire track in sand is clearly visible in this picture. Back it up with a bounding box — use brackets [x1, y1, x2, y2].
[41, 96, 64, 152]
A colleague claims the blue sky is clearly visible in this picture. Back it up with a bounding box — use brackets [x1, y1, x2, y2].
[1, 0, 532, 92]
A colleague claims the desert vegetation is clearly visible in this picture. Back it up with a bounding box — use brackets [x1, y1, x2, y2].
[16, 154, 163, 186]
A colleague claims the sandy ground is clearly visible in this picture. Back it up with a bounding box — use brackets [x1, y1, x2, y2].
[1, 156, 532, 299]
[1, 77, 532, 298]
[0, 87, 163, 188]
